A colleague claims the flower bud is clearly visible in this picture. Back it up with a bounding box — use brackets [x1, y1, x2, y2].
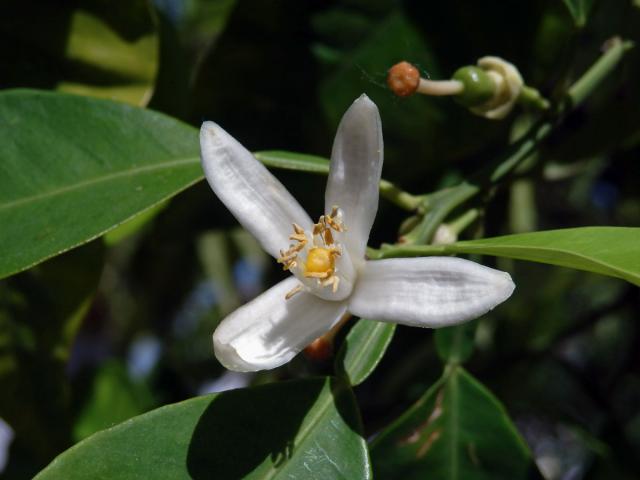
[387, 61, 420, 97]
[452, 66, 496, 108]
[432, 224, 458, 245]
[469, 56, 524, 120]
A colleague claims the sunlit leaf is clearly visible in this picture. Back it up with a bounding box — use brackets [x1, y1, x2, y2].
[36, 377, 371, 479]
[0, 89, 201, 280]
[447, 228, 640, 287]
[336, 319, 395, 386]
[371, 366, 541, 480]
[380, 228, 640, 286]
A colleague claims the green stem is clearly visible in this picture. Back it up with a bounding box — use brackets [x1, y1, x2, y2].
[401, 184, 478, 244]
[518, 85, 550, 111]
[566, 37, 634, 109]
[378, 179, 423, 211]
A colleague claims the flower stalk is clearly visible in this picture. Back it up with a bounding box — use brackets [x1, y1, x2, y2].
[388, 57, 550, 119]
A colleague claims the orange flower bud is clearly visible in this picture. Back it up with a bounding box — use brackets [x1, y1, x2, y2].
[387, 61, 420, 97]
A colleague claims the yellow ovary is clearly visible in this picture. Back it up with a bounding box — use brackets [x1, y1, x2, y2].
[305, 247, 335, 275]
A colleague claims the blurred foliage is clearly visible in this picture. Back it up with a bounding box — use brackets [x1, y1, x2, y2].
[1, 0, 640, 478]
[0, 0, 158, 105]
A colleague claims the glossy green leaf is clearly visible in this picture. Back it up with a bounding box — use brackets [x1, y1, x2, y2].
[336, 319, 396, 386]
[371, 366, 541, 480]
[36, 377, 371, 480]
[0, 89, 202, 280]
[561, 0, 595, 26]
[448, 228, 640, 286]
[1, 0, 158, 105]
[378, 228, 640, 286]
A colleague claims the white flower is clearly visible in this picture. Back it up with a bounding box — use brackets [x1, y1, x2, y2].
[200, 94, 515, 372]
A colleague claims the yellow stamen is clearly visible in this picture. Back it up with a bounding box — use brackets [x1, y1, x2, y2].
[278, 207, 347, 298]
[285, 284, 304, 300]
[323, 228, 334, 246]
[305, 271, 330, 279]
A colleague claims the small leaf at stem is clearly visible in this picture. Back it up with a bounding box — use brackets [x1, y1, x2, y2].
[336, 319, 396, 386]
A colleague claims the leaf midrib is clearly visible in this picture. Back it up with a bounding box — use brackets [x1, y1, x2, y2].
[262, 382, 335, 480]
[0, 156, 200, 211]
[447, 367, 460, 480]
[265, 380, 362, 480]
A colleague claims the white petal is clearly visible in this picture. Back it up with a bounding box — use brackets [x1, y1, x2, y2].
[348, 257, 515, 327]
[325, 95, 383, 263]
[213, 277, 348, 372]
[200, 122, 312, 259]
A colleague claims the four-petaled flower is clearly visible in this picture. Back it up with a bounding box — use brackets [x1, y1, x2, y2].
[200, 94, 515, 372]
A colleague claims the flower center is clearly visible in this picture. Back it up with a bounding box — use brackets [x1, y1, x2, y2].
[278, 206, 346, 299]
[305, 247, 335, 275]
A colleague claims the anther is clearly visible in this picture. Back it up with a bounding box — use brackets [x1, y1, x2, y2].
[323, 228, 334, 246]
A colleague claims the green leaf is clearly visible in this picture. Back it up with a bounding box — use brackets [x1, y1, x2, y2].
[336, 319, 396, 386]
[36, 377, 371, 480]
[73, 360, 155, 442]
[0, 89, 202, 279]
[448, 227, 640, 286]
[561, 0, 595, 27]
[379, 228, 640, 286]
[370, 366, 541, 480]
[1, 0, 158, 105]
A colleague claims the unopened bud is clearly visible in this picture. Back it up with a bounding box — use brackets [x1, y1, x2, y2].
[452, 66, 495, 108]
[432, 224, 458, 245]
[469, 56, 524, 120]
[387, 61, 420, 97]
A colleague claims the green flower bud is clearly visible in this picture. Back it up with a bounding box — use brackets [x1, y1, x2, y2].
[452, 66, 496, 107]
